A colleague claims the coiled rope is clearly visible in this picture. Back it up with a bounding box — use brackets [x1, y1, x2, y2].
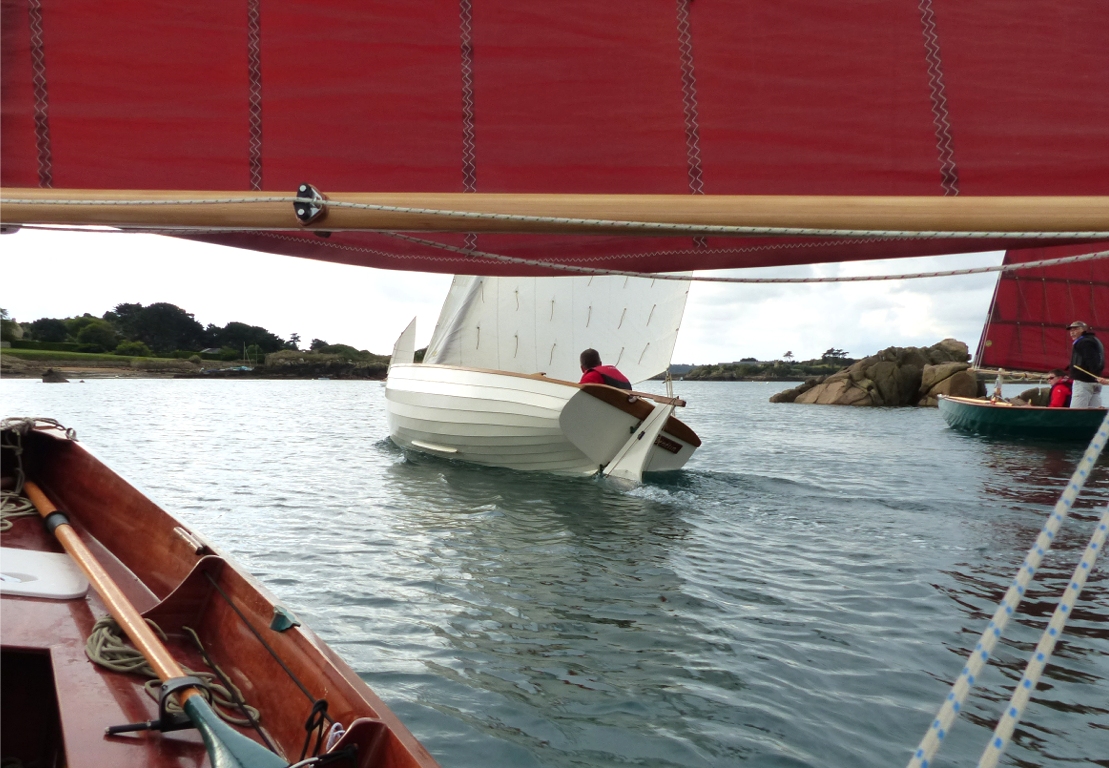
[0, 417, 75, 531]
[6, 194, 1109, 241]
[85, 615, 270, 734]
[907, 409, 1109, 768]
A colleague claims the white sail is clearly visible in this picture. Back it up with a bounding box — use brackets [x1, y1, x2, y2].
[423, 274, 690, 385]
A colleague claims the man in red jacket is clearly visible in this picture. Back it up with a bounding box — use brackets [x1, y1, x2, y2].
[1046, 369, 1073, 407]
[579, 348, 632, 390]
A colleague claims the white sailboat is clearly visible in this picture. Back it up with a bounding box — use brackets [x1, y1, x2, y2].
[385, 274, 701, 484]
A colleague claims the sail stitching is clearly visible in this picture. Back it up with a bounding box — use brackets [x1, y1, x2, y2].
[919, 0, 960, 196]
[246, 0, 264, 190]
[675, 0, 704, 198]
[459, 0, 478, 194]
[459, 0, 478, 254]
[675, 0, 707, 250]
[27, 0, 53, 188]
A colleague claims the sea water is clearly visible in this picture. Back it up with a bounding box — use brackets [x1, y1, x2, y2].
[2, 378, 1106, 767]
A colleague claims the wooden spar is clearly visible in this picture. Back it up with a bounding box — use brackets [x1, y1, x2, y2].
[22, 481, 200, 701]
[3, 187, 1109, 234]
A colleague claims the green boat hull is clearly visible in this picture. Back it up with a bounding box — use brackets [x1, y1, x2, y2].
[937, 395, 1108, 441]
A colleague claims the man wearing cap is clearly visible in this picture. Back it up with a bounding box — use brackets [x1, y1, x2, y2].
[1066, 321, 1105, 408]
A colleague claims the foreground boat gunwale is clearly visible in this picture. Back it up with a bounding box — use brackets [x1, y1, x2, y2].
[1, 423, 441, 768]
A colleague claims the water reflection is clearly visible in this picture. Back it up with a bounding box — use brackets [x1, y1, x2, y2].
[377, 451, 750, 764]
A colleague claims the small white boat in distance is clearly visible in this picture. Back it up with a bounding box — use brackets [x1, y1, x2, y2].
[385, 274, 700, 484]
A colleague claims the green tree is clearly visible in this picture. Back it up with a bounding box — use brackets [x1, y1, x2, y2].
[27, 317, 70, 342]
[65, 313, 101, 338]
[114, 340, 153, 356]
[107, 302, 206, 352]
[287, 332, 301, 350]
[310, 338, 328, 350]
[76, 319, 119, 352]
[210, 321, 285, 353]
[783, 351, 794, 362]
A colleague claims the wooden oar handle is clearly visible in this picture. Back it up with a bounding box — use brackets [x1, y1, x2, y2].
[23, 481, 199, 703]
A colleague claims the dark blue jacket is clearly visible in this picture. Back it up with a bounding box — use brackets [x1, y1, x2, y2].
[1070, 331, 1105, 383]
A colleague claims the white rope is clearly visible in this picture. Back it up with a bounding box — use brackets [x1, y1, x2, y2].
[385, 233, 1109, 284]
[977, 503, 1109, 768]
[5, 194, 1109, 240]
[12, 222, 1109, 286]
[906, 409, 1109, 768]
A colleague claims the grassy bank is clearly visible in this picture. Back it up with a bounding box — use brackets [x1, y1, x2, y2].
[2, 348, 148, 364]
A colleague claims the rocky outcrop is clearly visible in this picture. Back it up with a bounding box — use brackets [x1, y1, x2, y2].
[41, 368, 69, 383]
[771, 339, 985, 407]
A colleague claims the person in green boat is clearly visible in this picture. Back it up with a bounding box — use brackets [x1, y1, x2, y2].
[1046, 370, 1073, 408]
[1066, 321, 1104, 408]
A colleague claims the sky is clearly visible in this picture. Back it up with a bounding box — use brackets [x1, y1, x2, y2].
[1, 228, 1004, 364]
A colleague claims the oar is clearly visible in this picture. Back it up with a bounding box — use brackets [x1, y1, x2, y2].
[24, 481, 286, 768]
[1073, 364, 1108, 384]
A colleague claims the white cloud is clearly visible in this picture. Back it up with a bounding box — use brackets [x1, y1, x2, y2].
[2, 228, 1003, 362]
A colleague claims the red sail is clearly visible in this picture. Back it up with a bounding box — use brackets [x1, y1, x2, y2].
[975, 243, 1109, 373]
[2, 0, 1108, 274]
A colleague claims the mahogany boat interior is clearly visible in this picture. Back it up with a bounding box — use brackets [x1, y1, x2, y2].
[0, 422, 439, 768]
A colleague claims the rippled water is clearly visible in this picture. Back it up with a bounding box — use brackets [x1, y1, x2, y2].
[3, 378, 1107, 767]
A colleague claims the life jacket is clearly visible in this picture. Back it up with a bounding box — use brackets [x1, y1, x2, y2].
[586, 365, 632, 390]
[1049, 378, 1073, 408]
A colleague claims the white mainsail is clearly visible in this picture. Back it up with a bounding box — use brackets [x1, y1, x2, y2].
[423, 274, 691, 384]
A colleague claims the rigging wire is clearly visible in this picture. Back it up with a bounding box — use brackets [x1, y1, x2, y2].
[906, 411, 1109, 768]
[11, 223, 1109, 285]
[977, 503, 1109, 768]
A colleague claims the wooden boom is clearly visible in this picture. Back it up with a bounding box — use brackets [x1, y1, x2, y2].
[3, 188, 1109, 235]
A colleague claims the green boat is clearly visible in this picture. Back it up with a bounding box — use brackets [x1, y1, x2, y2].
[937, 395, 1108, 441]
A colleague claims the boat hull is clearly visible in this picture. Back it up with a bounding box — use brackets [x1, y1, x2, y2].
[0, 421, 439, 768]
[937, 395, 1108, 440]
[385, 364, 699, 476]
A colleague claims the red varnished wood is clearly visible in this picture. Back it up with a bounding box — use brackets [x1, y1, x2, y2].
[2, 426, 441, 768]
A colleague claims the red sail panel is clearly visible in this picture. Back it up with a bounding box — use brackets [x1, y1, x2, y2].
[976, 243, 1109, 373]
[3, 0, 1108, 275]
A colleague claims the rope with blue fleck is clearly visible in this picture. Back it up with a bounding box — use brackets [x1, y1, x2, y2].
[906, 409, 1109, 768]
[976, 501, 1109, 768]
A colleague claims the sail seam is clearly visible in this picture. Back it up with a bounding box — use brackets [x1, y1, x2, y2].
[246, 0, 264, 190]
[459, 0, 478, 194]
[675, 0, 704, 198]
[919, 0, 960, 196]
[675, 0, 707, 250]
[26, 0, 53, 188]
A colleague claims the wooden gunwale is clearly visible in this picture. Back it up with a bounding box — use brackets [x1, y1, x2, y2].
[1, 426, 440, 768]
[3, 188, 1108, 234]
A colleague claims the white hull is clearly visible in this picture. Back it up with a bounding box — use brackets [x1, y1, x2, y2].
[385, 364, 699, 477]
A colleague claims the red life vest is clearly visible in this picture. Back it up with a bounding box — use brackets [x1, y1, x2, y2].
[580, 365, 632, 390]
[1049, 378, 1073, 407]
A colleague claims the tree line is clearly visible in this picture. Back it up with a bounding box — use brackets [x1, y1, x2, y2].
[3, 302, 367, 360]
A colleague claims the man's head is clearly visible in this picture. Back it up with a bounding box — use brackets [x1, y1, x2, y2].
[580, 348, 602, 371]
[1067, 320, 1089, 340]
[1047, 368, 1066, 384]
